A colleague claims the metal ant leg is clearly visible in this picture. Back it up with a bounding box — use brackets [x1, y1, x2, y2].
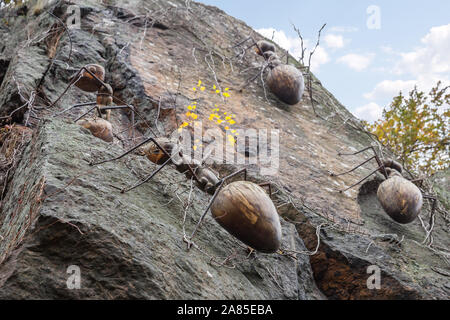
[73, 105, 99, 122]
[331, 156, 376, 177]
[258, 182, 272, 197]
[187, 169, 247, 248]
[90, 137, 171, 166]
[120, 156, 173, 194]
[56, 102, 97, 116]
[336, 146, 389, 180]
[423, 195, 437, 218]
[49, 66, 109, 108]
[338, 166, 385, 193]
[98, 105, 136, 140]
[338, 146, 377, 156]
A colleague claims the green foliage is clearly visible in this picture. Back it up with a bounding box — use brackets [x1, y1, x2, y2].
[1, 0, 24, 8]
[366, 81, 449, 176]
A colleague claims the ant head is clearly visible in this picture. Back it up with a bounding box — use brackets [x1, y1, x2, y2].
[383, 159, 403, 174]
[140, 137, 175, 165]
[73, 64, 106, 93]
[263, 50, 276, 60]
[255, 40, 276, 57]
[268, 55, 282, 68]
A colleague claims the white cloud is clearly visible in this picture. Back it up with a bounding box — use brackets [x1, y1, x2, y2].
[337, 53, 375, 71]
[354, 102, 383, 122]
[365, 24, 450, 103]
[324, 34, 345, 49]
[363, 79, 417, 100]
[394, 24, 450, 76]
[256, 28, 330, 72]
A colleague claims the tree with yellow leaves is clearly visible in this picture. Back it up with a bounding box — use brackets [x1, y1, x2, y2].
[366, 81, 449, 176]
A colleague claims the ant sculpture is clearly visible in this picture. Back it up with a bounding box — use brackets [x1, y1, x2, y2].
[89, 136, 282, 253]
[331, 146, 437, 224]
[248, 39, 304, 105]
[50, 64, 135, 142]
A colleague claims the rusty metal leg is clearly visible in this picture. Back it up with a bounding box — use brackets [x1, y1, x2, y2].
[120, 157, 172, 194]
[258, 182, 272, 197]
[338, 166, 384, 193]
[90, 137, 168, 166]
[73, 105, 98, 122]
[187, 168, 247, 249]
[187, 180, 225, 249]
[56, 102, 97, 115]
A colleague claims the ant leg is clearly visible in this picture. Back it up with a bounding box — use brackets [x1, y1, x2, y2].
[222, 168, 247, 182]
[49, 66, 109, 108]
[120, 156, 173, 194]
[90, 137, 170, 166]
[187, 168, 247, 248]
[56, 102, 97, 116]
[187, 179, 225, 248]
[48, 68, 84, 108]
[330, 156, 376, 177]
[336, 146, 388, 179]
[338, 146, 377, 156]
[338, 166, 385, 193]
[258, 182, 272, 197]
[73, 105, 99, 122]
[100, 105, 136, 142]
[423, 195, 437, 220]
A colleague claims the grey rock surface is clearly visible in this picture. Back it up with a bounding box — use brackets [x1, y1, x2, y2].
[0, 0, 448, 300]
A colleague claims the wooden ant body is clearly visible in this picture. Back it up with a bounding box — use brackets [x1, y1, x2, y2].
[50, 64, 135, 142]
[90, 136, 282, 253]
[252, 40, 304, 105]
[331, 146, 436, 224]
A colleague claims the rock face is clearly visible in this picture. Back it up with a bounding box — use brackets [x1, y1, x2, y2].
[0, 0, 448, 299]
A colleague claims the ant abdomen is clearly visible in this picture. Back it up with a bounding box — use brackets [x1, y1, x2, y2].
[266, 64, 305, 105]
[74, 64, 106, 92]
[211, 181, 282, 253]
[77, 118, 113, 143]
[377, 176, 423, 224]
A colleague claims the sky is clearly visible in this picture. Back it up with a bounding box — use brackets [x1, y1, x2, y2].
[196, 0, 450, 122]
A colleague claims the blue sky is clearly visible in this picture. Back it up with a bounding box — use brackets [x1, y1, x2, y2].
[196, 0, 450, 122]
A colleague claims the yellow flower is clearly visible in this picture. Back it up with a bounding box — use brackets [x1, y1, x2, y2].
[186, 112, 192, 117]
[225, 126, 230, 130]
[197, 80, 202, 86]
[192, 87, 197, 91]
[191, 113, 198, 120]
[193, 145, 198, 151]
[225, 116, 231, 120]
[187, 106, 193, 110]
[229, 120, 236, 125]
[225, 88, 229, 91]
[200, 87, 206, 91]
[213, 85, 216, 90]
[223, 92, 230, 98]
[216, 90, 221, 94]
